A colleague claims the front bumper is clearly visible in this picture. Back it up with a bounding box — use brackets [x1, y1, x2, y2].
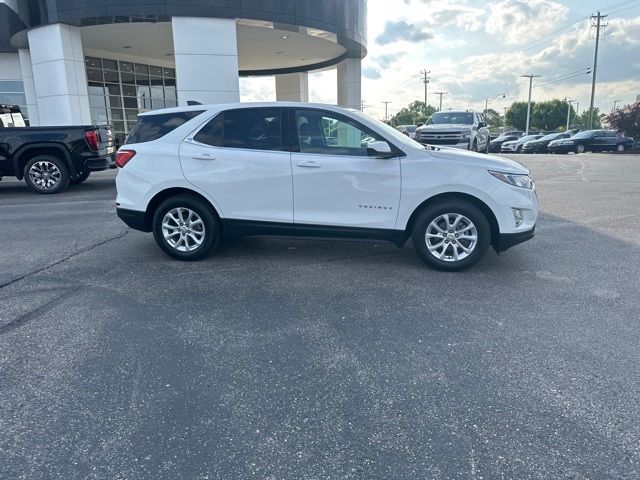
[500, 145, 519, 153]
[548, 144, 573, 153]
[495, 227, 535, 252]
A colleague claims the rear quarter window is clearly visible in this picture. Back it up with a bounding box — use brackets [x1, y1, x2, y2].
[125, 110, 204, 144]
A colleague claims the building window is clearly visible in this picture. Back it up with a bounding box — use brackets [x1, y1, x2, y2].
[0, 80, 28, 120]
[85, 56, 177, 146]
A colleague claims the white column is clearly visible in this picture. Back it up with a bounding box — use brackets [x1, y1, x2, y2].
[27, 23, 91, 125]
[172, 17, 239, 105]
[275, 72, 309, 102]
[337, 58, 361, 111]
[18, 49, 40, 126]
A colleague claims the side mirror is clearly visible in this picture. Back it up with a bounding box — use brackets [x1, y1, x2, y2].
[478, 122, 487, 128]
[367, 140, 394, 158]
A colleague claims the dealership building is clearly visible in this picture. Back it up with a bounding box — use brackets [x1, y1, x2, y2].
[0, 0, 367, 143]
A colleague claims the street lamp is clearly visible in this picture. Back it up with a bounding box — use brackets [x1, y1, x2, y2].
[485, 93, 506, 114]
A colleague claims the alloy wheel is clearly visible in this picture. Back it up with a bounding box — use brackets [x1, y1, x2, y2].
[162, 208, 206, 252]
[425, 213, 478, 262]
[28, 161, 62, 190]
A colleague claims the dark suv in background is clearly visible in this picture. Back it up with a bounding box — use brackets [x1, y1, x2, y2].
[489, 131, 524, 153]
[548, 130, 635, 154]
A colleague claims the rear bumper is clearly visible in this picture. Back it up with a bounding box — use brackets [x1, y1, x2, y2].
[116, 207, 151, 232]
[495, 227, 535, 252]
[84, 155, 115, 171]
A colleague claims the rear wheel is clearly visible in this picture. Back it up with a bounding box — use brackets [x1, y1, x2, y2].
[617, 144, 625, 152]
[412, 200, 491, 271]
[516, 145, 523, 154]
[153, 195, 221, 261]
[71, 170, 91, 184]
[23, 155, 70, 194]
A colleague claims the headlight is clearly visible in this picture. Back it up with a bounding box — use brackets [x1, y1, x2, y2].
[461, 131, 472, 139]
[488, 170, 535, 190]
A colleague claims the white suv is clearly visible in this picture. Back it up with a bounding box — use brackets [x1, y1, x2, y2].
[115, 103, 538, 271]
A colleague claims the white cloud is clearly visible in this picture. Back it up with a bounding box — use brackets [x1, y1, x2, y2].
[486, 0, 570, 45]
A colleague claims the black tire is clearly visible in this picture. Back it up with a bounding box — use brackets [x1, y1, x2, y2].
[471, 140, 478, 152]
[484, 140, 490, 154]
[70, 170, 91, 184]
[152, 195, 221, 261]
[516, 145, 523, 154]
[412, 200, 491, 272]
[23, 155, 70, 194]
[617, 144, 625, 153]
[575, 144, 585, 154]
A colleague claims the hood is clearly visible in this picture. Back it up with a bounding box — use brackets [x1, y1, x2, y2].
[502, 140, 517, 146]
[417, 124, 472, 132]
[428, 147, 529, 174]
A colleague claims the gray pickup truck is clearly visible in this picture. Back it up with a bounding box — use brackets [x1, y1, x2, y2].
[414, 111, 491, 153]
[0, 105, 115, 193]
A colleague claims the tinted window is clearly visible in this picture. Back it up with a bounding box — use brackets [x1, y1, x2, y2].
[605, 131, 617, 138]
[126, 110, 204, 144]
[295, 110, 383, 157]
[572, 130, 597, 139]
[195, 109, 284, 151]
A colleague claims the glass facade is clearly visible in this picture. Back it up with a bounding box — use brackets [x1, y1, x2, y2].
[0, 80, 28, 120]
[85, 56, 177, 146]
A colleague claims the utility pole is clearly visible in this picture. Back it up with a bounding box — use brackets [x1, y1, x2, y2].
[382, 101, 392, 122]
[612, 99, 620, 112]
[588, 12, 607, 129]
[564, 98, 574, 131]
[502, 107, 508, 132]
[434, 91, 447, 111]
[521, 74, 540, 135]
[420, 69, 430, 110]
[361, 100, 366, 112]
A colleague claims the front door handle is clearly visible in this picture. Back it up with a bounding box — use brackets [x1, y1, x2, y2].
[193, 153, 215, 160]
[297, 160, 321, 168]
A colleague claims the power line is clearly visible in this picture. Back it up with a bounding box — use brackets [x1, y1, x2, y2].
[533, 68, 592, 88]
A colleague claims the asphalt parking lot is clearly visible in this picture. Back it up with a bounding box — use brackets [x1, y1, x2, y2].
[1, 152, 640, 479]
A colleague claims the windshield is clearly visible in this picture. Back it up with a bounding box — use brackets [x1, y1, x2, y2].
[572, 130, 596, 139]
[520, 135, 540, 142]
[426, 112, 474, 125]
[350, 110, 425, 150]
[540, 133, 561, 141]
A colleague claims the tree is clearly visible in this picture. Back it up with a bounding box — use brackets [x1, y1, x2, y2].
[572, 107, 603, 130]
[389, 101, 437, 127]
[505, 101, 531, 131]
[531, 99, 572, 131]
[605, 102, 640, 140]
[484, 108, 503, 129]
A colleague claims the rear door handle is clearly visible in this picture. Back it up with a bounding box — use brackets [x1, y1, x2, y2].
[297, 160, 321, 168]
[193, 153, 215, 160]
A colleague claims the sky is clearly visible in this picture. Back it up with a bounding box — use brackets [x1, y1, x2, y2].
[240, 0, 640, 120]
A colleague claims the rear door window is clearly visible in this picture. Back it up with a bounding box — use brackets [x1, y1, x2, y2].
[194, 108, 284, 151]
[126, 110, 204, 144]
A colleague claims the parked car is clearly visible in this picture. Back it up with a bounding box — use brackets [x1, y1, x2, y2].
[548, 130, 635, 154]
[0, 105, 115, 193]
[115, 103, 538, 271]
[501, 134, 543, 154]
[414, 111, 491, 153]
[489, 131, 524, 153]
[396, 125, 417, 139]
[522, 132, 571, 154]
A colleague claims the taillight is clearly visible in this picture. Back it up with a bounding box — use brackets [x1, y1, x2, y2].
[115, 150, 136, 168]
[84, 129, 100, 151]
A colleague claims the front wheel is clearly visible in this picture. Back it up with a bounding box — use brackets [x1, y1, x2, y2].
[412, 200, 491, 271]
[575, 144, 586, 154]
[152, 195, 221, 261]
[617, 144, 625, 152]
[23, 155, 70, 194]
